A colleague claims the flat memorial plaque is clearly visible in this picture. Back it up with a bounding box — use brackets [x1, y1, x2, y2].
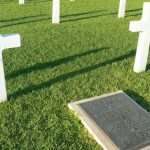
[68, 91, 150, 150]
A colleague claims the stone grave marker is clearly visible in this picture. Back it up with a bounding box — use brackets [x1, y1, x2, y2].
[118, 0, 126, 18]
[68, 91, 150, 150]
[52, 0, 60, 24]
[0, 34, 21, 102]
[130, 2, 150, 73]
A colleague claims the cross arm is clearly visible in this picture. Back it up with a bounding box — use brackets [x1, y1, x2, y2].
[0, 34, 21, 51]
[129, 21, 145, 32]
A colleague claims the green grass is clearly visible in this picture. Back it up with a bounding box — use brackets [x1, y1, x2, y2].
[0, 0, 150, 149]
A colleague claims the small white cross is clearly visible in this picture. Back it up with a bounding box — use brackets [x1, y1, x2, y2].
[0, 34, 21, 102]
[19, 0, 24, 5]
[52, 0, 60, 24]
[118, 0, 126, 18]
[129, 2, 150, 73]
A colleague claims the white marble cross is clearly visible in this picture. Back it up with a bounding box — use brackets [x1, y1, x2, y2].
[52, 0, 60, 24]
[0, 34, 21, 102]
[19, 0, 24, 5]
[118, 0, 126, 18]
[129, 2, 150, 73]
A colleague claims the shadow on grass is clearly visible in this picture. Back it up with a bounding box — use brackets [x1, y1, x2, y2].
[0, 8, 142, 28]
[61, 12, 117, 23]
[8, 50, 135, 99]
[125, 89, 150, 112]
[146, 63, 150, 71]
[0, 14, 48, 22]
[7, 48, 107, 79]
[125, 8, 142, 17]
[61, 8, 142, 22]
[0, 14, 50, 28]
[0, 1, 11, 4]
[0, 0, 51, 4]
[62, 10, 108, 18]
[0, 10, 117, 27]
[28, 0, 52, 3]
[126, 8, 142, 13]
[126, 13, 142, 17]
[62, 8, 142, 23]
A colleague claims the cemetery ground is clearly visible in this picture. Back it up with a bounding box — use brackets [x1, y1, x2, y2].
[0, 0, 150, 149]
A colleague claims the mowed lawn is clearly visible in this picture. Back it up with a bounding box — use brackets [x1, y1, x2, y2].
[0, 0, 150, 149]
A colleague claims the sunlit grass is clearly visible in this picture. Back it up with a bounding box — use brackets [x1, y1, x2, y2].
[0, 0, 149, 149]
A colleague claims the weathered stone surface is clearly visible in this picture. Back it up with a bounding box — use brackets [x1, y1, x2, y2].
[68, 91, 150, 150]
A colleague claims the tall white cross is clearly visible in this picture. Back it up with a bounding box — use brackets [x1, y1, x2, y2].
[129, 2, 150, 73]
[118, 0, 126, 18]
[0, 34, 21, 102]
[52, 0, 60, 24]
[19, 0, 24, 5]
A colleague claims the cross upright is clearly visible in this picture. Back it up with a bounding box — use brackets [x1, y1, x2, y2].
[130, 2, 150, 73]
[0, 34, 21, 102]
[118, 0, 126, 18]
[52, 0, 60, 24]
[19, 0, 24, 4]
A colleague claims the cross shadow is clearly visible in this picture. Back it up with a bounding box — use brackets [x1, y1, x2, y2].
[0, 10, 116, 28]
[28, 0, 52, 3]
[6, 48, 107, 80]
[70, 8, 143, 21]
[61, 9, 142, 23]
[8, 50, 135, 99]
[0, 10, 117, 27]
[0, 1, 10, 4]
[146, 63, 150, 71]
[125, 8, 142, 17]
[0, 14, 48, 22]
[62, 10, 108, 18]
[0, 0, 51, 4]
[0, 14, 50, 28]
[126, 13, 142, 17]
[125, 89, 150, 112]
[61, 11, 117, 23]
[126, 8, 142, 13]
